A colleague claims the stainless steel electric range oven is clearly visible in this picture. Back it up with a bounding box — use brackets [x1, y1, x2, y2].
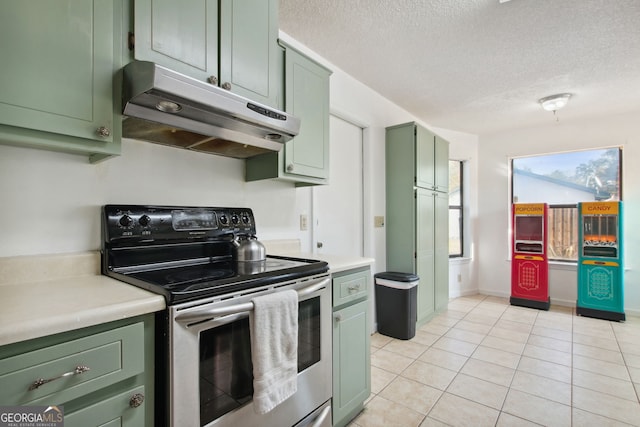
[102, 205, 332, 427]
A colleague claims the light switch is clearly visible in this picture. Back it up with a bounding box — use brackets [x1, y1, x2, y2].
[300, 214, 308, 231]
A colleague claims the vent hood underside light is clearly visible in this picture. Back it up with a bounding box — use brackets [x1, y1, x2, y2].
[121, 61, 300, 159]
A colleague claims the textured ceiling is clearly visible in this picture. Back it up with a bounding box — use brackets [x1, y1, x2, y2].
[279, 0, 640, 135]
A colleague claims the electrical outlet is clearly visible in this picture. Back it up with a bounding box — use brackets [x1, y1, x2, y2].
[374, 216, 385, 228]
[300, 214, 308, 231]
[457, 273, 462, 283]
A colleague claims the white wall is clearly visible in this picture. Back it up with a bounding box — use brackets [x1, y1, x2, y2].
[279, 33, 480, 294]
[0, 139, 309, 256]
[0, 33, 480, 301]
[477, 110, 640, 315]
[433, 127, 480, 298]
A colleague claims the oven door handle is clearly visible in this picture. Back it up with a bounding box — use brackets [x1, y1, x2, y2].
[308, 404, 331, 427]
[175, 277, 330, 324]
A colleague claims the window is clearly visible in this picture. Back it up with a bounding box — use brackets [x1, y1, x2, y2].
[449, 160, 463, 257]
[512, 148, 622, 262]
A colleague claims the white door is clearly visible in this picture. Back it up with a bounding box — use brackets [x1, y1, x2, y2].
[314, 115, 364, 256]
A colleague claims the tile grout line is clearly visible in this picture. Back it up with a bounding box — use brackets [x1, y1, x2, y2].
[495, 304, 541, 426]
[413, 297, 473, 426]
[571, 306, 575, 427]
[425, 294, 487, 426]
[572, 312, 639, 425]
[364, 296, 640, 426]
[611, 318, 640, 404]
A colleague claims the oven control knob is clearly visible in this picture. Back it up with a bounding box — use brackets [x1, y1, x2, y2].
[231, 214, 239, 225]
[138, 215, 151, 227]
[219, 214, 228, 225]
[119, 215, 133, 227]
[241, 214, 250, 224]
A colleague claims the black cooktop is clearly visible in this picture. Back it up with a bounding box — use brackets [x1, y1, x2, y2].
[108, 255, 327, 304]
[101, 205, 328, 304]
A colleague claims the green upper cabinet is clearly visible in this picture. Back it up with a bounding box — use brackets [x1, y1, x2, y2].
[245, 42, 331, 186]
[134, 0, 282, 108]
[416, 126, 449, 192]
[133, 0, 218, 80]
[0, 0, 123, 162]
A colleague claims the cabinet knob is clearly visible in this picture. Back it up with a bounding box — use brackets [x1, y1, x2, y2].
[286, 164, 294, 172]
[334, 313, 343, 322]
[317, 242, 323, 248]
[207, 76, 218, 85]
[96, 126, 111, 138]
[221, 82, 232, 90]
[129, 393, 145, 408]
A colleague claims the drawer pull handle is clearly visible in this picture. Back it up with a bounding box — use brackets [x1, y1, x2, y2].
[129, 393, 145, 408]
[29, 365, 90, 391]
[348, 285, 361, 293]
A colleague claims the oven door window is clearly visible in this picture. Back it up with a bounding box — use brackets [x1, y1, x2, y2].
[199, 296, 321, 425]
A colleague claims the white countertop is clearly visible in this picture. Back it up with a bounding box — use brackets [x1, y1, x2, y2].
[0, 247, 374, 348]
[297, 252, 375, 273]
[262, 241, 375, 273]
[0, 252, 165, 347]
[262, 239, 376, 273]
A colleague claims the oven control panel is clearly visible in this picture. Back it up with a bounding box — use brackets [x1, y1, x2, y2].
[103, 205, 256, 245]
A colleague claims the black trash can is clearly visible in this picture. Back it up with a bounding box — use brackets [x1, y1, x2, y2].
[374, 272, 419, 340]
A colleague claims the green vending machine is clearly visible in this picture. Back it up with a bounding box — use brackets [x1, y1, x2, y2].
[577, 201, 625, 321]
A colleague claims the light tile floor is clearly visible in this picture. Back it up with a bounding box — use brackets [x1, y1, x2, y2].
[350, 294, 640, 427]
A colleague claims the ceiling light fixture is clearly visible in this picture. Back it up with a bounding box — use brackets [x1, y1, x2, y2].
[538, 93, 572, 112]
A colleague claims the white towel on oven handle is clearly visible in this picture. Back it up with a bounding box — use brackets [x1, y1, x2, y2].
[249, 289, 298, 414]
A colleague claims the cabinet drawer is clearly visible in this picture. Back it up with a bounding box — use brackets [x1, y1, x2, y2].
[0, 322, 144, 406]
[65, 385, 146, 427]
[333, 270, 369, 308]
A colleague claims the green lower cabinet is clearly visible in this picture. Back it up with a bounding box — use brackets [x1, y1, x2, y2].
[65, 385, 146, 427]
[332, 300, 370, 427]
[0, 315, 154, 427]
[332, 268, 371, 427]
[0, 0, 124, 162]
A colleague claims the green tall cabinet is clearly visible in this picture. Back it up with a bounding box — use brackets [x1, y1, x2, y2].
[0, 0, 124, 162]
[385, 122, 449, 326]
[134, 0, 282, 109]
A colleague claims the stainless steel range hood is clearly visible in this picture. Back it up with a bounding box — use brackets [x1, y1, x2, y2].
[122, 61, 300, 159]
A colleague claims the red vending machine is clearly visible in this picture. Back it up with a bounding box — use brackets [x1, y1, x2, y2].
[511, 203, 550, 310]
